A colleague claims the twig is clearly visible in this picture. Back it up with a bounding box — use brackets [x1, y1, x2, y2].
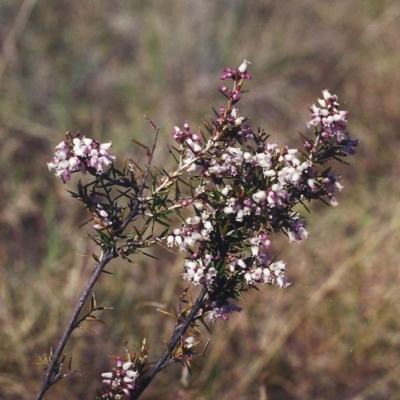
[37, 122, 160, 399]
[118, 120, 160, 234]
[35, 249, 116, 400]
[129, 287, 208, 400]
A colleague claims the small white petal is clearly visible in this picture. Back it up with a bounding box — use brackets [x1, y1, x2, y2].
[252, 191, 266, 203]
[322, 89, 332, 100]
[238, 59, 251, 73]
[100, 142, 112, 150]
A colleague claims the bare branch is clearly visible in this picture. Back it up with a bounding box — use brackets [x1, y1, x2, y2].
[35, 249, 116, 400]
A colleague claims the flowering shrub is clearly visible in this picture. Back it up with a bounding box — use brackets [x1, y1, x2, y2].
[37, 61, 358, 400]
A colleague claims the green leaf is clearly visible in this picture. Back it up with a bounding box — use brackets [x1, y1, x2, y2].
[164, 144, 180, 163]
[66, 190, 80, 199]
[154, 217, 171, 228]
[211, 106, 221, 117]
[77, 218, 93, 229]
[138, 251, 158, 259]
[77, 180, 83, 196]
[201, 118, 213, 134]
[159, 227, 170, 239]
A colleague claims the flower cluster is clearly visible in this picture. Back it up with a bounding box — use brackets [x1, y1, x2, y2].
[182, 256, 217, 286]
[166, 211, 213, 252]
[226, 241, 290, 288]
[163, 60, 358, 323]
[306, 89, 359, 156]
[220, 59, 252, 103]
[101, 357, 139, 399]
[207, 300, 242, 324]
[48, 132, 115, 182]
[93, 204, 113, 231]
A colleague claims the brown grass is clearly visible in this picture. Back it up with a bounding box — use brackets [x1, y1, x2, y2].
[1, 1, 400, 399]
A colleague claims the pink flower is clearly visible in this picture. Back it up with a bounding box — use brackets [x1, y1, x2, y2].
[48, 134, 115, 182]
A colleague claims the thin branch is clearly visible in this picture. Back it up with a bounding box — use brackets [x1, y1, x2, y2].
[140, 118, 160, 196]
[37, 121, 160, 399]
[35, 249, 116, 400]
[118, 120, 160, 235]
[129, 287, 208, 400]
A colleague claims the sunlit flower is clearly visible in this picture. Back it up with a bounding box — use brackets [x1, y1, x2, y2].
[48, 134, 115, 182]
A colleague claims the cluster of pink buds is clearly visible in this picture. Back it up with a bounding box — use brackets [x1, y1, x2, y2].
[219, 60, 252, 104]
[171, 122, 202, 146]
[47, 132, 115, 182]
[101, 357, 139, 399]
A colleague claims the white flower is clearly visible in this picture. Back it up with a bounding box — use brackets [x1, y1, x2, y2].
[322, 89, 332, 100]
[193, 202, 204, 211]
[238, 59, 251, 73]
[252, 190, 266, 203]
[221, 185, 232, 196]
[223, 206, 234, 214]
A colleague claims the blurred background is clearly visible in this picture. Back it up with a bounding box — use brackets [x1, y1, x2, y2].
[1, 1, 400, 399]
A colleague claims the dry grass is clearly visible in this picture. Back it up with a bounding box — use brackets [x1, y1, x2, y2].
[1, 1, 400, 399]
